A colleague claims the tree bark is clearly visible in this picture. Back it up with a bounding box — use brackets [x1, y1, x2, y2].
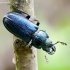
[9, 0, 38, 70]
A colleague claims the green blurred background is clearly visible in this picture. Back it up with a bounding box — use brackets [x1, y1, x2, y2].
[0, 0, 70, 70]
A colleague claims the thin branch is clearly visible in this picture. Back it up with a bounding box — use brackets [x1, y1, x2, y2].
[9, 0, 38, 70]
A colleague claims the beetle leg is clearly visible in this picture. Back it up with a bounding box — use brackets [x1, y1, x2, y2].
[26, 15, 30, 19]
[11, 3, 30, 19]
[36, 21, 40, 26]
[33, 19, 40, 26]
[29, 43, 32, 48]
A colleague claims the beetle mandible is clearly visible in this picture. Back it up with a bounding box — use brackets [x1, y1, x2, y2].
[3, 5, 67, 55]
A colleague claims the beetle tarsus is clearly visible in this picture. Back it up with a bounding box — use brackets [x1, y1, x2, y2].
[33, 19, 40, 26]
[36, 21, 40, 26]
[26, 15, 30, 19]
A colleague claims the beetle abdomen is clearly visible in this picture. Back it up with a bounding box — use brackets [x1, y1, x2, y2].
[3, 12, 38, 43]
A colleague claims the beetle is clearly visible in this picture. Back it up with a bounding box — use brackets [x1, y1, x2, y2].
[3, 5, 67, 55]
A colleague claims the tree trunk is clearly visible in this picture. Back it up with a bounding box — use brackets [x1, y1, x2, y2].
[9, 0, 38, 70]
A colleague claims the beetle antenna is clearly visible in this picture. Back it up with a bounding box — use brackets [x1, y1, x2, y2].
[44, 55, 49, 64]
[54, 41, 67, 46]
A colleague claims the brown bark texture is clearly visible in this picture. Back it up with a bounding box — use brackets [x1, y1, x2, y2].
[9, 0, 38, 70]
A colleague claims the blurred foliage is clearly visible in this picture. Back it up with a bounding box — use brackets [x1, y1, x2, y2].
[0, 0, 70, 70]
[36, 13, 70, 70]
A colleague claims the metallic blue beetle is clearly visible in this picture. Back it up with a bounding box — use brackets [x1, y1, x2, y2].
[3, 6, 66, 55]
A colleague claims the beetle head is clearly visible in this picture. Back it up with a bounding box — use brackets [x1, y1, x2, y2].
[42, 39, 56, 55]
[42, 39, 67, 55]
